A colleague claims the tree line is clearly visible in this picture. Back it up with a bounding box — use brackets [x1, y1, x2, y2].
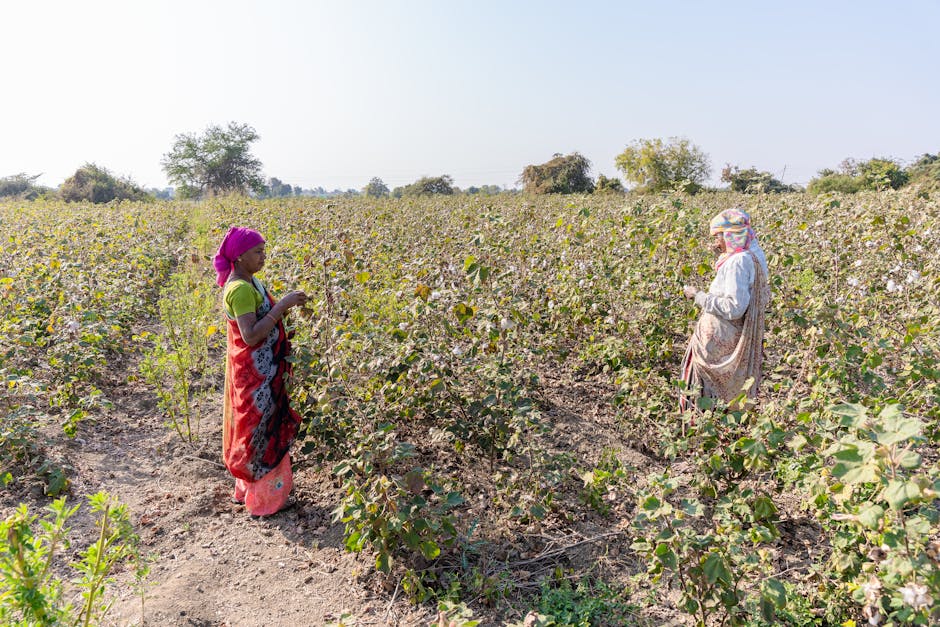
[2, 122, 937, 203]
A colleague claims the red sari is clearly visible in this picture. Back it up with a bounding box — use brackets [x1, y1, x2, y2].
[222, 279, 301, 516]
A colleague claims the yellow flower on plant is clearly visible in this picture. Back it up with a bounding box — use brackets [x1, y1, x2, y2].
[842, 620, 857, 627]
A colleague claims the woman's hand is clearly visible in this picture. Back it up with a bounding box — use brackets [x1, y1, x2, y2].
[281, 290, 308, 309]
[683, 285, 699, 299]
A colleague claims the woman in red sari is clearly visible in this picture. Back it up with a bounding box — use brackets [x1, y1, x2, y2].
[214, 227, 307, 516]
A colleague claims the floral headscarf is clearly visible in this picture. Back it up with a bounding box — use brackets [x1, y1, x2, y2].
[213, 227, 265, 287]
[709, 208, 756, 269]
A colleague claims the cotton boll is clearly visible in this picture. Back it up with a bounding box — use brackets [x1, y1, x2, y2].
[899, 583, 931, 610]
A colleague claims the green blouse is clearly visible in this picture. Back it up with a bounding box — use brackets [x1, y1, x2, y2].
[223, 277, 266, 320]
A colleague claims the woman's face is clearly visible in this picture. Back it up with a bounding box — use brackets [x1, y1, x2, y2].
[237, 243, 266, 274]
[710, 233, 726, 254]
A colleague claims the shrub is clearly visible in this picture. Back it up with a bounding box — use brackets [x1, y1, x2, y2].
[906, 153, 940, 192]
[393, 175, 457, 197]
[594, 173, 624, 194]
[59, 163, 150, 203]
[858, 158, 908, 190]
[808, 157, 909, 195]
[0, 493, 146, 626]
[720, 165, 794, 193]
[807, 173, 864, 195]
[519, 153, 594, 194]
[0, 173, 48, 200]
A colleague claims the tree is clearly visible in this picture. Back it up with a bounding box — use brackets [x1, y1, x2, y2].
[907, 152, 940, 191]
[161, 122, 264, 198]
[720, 165, 794, 193]
[264, 177, 294, 198]
[148, 187, 174, 200]
[594, 174, 624, 194]
[858, 158, 908, 190]
[807, 157, 909, 195]
[59, 163, 150, 203]
[392, 175, 457, 198]
[614, 137, 711, 194]
[466, 184, 504, 195]
[0, 173, 47, 200]
[363, 177, 389, 198]
[519, 152, 594, 194]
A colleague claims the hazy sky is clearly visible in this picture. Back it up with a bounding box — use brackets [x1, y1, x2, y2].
[3, 0, 939, 191]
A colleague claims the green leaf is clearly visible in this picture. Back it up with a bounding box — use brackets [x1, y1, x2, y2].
[876, 417, 922, 447]
[654, 543, 677, 569]
[905, 513, 933, 537]
[760, 596, 775, 622]
[680, 498, 704, 517]
[453, 302, 475, 324]
[831, 447, 863, 479]
[702, 552, 731, 585]
[840, 464, 879, 485]
[631, 540, 652, 553]
[763, 577, 786, 607]
[883, 479, 920, 510]
[419, 540, 441, 560]
[787, 434, 808, 451]
[857, 504, 885, 530]
[752, 496, 778, 521]
[376, 552, 390, 572]
[345, 531, 363, 552]
[354, 271, 371, 284]
[44, 467, 69, 497]
[403, 530, 421, 549]
[829, 402, 868, 427]
[897, 449, 921, 469]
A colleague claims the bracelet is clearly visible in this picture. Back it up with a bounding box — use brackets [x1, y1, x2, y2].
[265, 313, 278, 326]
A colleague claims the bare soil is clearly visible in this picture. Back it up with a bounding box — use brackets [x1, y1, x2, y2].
[3, 348, 681, 626]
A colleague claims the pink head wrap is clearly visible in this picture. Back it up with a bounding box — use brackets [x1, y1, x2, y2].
[213, 227, 265, 287]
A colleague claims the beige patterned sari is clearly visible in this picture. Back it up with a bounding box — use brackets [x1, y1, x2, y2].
[680, 252, 768, 411]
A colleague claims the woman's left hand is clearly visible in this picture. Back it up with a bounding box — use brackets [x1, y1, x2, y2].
[683, 285, 699, 299]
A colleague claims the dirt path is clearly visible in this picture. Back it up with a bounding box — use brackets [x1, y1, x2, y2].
[73, 384, 444, 627]
[3, 350, 667, 626]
